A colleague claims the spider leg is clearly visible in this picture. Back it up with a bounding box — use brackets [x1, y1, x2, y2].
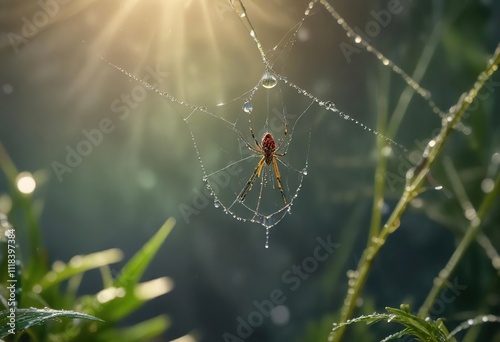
[275, 110, 289, 151]
[235, 128, 264, 156]
[272, 157, 287, 205]
[238, 156, 266, 203]
[249, 125, 261, 148]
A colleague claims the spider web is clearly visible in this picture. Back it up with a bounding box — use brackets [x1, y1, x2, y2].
[102, 0, 452, 245]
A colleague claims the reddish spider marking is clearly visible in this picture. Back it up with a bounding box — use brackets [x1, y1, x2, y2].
[262, 133, 276, 165]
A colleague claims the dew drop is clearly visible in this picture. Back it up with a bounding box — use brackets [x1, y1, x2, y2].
[243, 100, 253, 113]
[354, 36, 362, 44]
[261, 70, 277, 89]
[214, 200, 221, 208]
[265, 228, 270, 248]
[302, 168, 308, 176]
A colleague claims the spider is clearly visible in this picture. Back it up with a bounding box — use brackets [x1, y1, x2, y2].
[238, 119, 288, 205]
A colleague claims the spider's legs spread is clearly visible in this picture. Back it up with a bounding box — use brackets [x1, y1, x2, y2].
[249, 125, 261, 148]
[272, 158, 287, 205]
[238, 156, 266, 203]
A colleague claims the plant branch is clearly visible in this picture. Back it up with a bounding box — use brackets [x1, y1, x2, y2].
[418, 173, 500, 317]
[330, 43, 500, 342]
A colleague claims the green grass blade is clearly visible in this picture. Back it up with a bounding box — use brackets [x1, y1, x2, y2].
[81, 219, 175, 323]
[96, 315, 169, 342]
[37, 249, 123, 292]
[115, 217, 175, 289]
[0, 308, 102, 338]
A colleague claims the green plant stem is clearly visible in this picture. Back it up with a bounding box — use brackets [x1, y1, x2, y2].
[369, 67, 390, 239]
[370, 11, 442, 241]
[0, 143, 48, 281]
[418, 173, 500, 317]
[330, 43, 500, 342]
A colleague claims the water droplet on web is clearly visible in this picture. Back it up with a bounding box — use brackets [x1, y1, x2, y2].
[265, 228, 270, 248]
[214, 200, 221, 208]
[287, 206, 292, 214]
[243, 100, 253, 113]
[302, 168, 308, 176]
[261, 70, 277, 89]
[354, 36, 362, 44]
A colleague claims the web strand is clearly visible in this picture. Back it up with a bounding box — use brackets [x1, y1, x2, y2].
[313, 0, 446, 118]
[101, 0, 455, 233]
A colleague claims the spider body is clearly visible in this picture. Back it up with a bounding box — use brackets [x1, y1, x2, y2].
[238, 128, 288, 205]
[262, 133, 276, 165]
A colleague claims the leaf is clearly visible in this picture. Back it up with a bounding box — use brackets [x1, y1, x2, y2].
[96, 315, 170, 342]
[115, 217, 175, 289]
[0, 307, 102, 338]
[37, 249, 124, 291]
[330, 307, 450, 342]
[81, 218, 175, 323]
[380, 328, 412, 342]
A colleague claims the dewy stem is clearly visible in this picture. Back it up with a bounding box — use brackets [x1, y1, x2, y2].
[369, 67, 390, 240]
[418, 173, 500, 318]
[330, 43, 500, 342]
[0, 143, 49, 284]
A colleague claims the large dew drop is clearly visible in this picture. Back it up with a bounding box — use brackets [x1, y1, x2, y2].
[243, 100, 253, 113]
[261, 70, 277, 89]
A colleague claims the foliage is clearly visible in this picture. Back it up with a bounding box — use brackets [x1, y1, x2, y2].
[0, 146, 174, 341]
[324, 11, 500, 342]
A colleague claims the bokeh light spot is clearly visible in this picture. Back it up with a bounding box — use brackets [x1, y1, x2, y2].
[16, 172, 36, 194]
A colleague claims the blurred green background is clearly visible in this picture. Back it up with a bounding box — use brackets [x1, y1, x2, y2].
[0, 0, 499, 341]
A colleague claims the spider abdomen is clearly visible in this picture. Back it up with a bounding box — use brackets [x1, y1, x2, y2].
[262, 133, 276, 164]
